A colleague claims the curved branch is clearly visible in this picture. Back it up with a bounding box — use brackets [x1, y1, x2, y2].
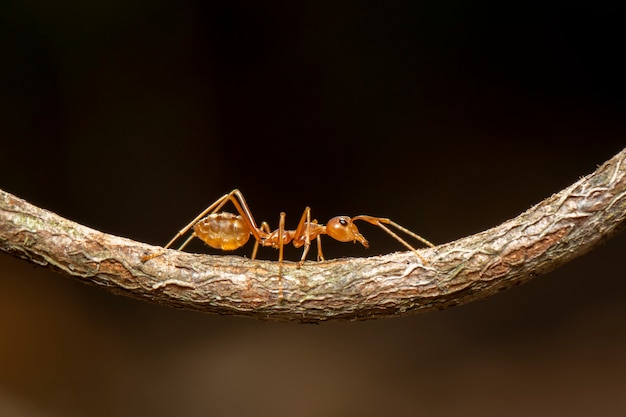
[1, 148, 625, 322]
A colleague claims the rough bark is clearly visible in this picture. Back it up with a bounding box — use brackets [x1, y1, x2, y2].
[1, 148, 625, 322]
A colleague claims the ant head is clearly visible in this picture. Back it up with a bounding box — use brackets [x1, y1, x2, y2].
[326, 216, 369, 248]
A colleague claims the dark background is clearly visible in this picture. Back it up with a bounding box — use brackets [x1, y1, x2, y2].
[1, 1, 625, 416]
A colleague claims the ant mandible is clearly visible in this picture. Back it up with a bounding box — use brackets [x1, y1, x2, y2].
[142, 189, 434, 272]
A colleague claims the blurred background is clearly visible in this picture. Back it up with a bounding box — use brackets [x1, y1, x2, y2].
[1, 1, 625, 416]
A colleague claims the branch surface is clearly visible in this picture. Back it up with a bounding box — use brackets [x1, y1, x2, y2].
[1, 148, 626, 322]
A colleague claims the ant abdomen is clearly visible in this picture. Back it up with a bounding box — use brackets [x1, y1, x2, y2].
[193, 212, 251, 251]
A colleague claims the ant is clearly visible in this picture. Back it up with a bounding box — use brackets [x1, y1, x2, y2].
[142, 189, 434, 274]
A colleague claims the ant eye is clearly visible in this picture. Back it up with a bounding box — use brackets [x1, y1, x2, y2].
[339, 218, 348, 226]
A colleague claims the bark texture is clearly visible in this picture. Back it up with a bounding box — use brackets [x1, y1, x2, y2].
[1, 148, 625, 322]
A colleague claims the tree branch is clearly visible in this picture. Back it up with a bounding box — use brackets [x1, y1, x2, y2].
[1, 148, 625, 322]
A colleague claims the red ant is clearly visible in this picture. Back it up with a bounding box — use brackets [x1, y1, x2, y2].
[142, 189, 434, 272]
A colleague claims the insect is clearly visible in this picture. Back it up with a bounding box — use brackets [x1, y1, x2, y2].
[142, 189, 434, 271]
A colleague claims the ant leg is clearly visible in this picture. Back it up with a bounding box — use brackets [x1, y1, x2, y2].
[251, 222, 271, 260]
[295, 208, 313, 267]
[141, 249, 167, 262]
[141, 191, 236, 262]
[227, 189, 276, 243]
[143, 189, 272, 263]
[208, 189, 271, 256]
[165, 191, 235, 250]
[277, 212, 286, 298]
[316, 234, 325, 261]
[177, 234, 196, 251]
[292, 210, 326, 264]
[167, 189, 268, 251]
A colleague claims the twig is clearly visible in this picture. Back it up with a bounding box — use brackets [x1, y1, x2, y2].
[1, 148, 625, 322]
